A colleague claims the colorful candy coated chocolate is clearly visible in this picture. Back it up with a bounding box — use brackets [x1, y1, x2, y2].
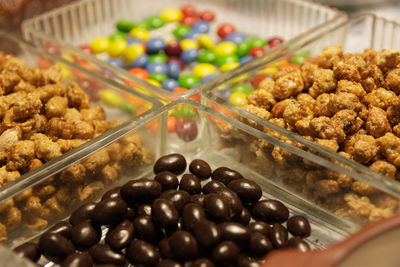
[173, 24, 191, 39]
[193, 63, 217, 78]
[167, 61, 181, 79]
[268, 37, 284, 48]
[124, 44, 145, 63]
[146, 37, 166, 54]
[129, 68, 149, 79]
[180, 39, 199, 51]
[146, 16, 165, 29]
[100, 90, 123, 106]
[181, 5, 197, 16]
[249, 37, 267, 49]
[178, 74, 200, 89]
[216, 54, 239, 67]
[217, 23, 235, 39]
[198, 49, 217, 63]
[146, 78, 162, 87]
[149, 54, 168, 63]
[130, 28, 150, 41]
[199, 10, 215, 22]
[231, 83, 253, 95]
[198, 34, 215, 49]
[162, 79, 180, 91]
[90, 37, 110, 54]
[116, 19, 135, 33]
[250, 47, 266, 57]
[229, 92, 248, 106]
[146, 62, 168, 75]
[225, 33, 246, 45]
[220, 62, 239, 72]
[149, 72, 168, 83]
[236, 41, 251, 57]
[192, 20, 210, 33]
[130, 54, 149, 68]
[161, 8, 184, 22]
[108, 39, 127, 58]
[119, 101, 137, 114]
[180, 49, 199, 64]
[165, 41, 183, 57]
[109, 31, 126, 41]
[215, 41, 237, 57]
[180, 15, 197, 26]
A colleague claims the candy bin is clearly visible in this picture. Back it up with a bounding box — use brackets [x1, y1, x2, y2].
[5, 99, 353, 266]
[202, 14, 400, 229]
[0, 29, 163, 246]
[22, 0, 344, 99]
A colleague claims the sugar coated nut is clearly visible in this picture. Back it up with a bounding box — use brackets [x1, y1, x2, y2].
[229, 91, 248, 106]
[161, 8, 184, 22]
[130, 28, 150, 41]
[90, 37, 110, 54]
[215, 41, 237, 57]
[193, 63, 217, 78]
[154, 153, 187, 175]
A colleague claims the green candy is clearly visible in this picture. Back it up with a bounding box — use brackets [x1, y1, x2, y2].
[116, 20, 135, 33]
[109, 31, 126, 41]
[146, 15, 165, 29]
[216, 54, 239, 67]
[133, 21, 149, 29]
[149, 54, 168, 63]
[290, 50, 311, 65]
[178, 74, 200, 89]
[198, 49, 217, 63]
[236, 41, 251, 57]
[173, 105, 197, 119]
[173, 24, 191, 39]
[231, 83, 253, 95]
[149, 72, 168, 83]
[119, 101, 137, 114]
[249, 37, 267, 49]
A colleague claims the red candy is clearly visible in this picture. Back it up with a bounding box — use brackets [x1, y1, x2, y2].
[180, 15, 197, 26]
[78, 44, 93, 54]
[251, 74, 268, 88]
[165, 41, 183, 57]
[199, 10, 215, 22]
[43, 42, 61, 55]
[167, 57, 185, 70]
[250, 47, 266, 57]
[268, 37, 284, 48]
[129, 68, 149, 80]
[217, 23, 235, 39]
[181, 5, 197, 16]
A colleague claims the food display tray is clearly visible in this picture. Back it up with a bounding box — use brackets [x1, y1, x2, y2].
[21, 0, 344, 100]
[201, 13, 400, 227]
[0, 29, 162, 244]
[2, 99, 350, 267]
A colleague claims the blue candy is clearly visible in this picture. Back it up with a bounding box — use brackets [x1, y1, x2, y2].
[225, 33, 246, 45]
[180, 49, 199, 64]
[130, 54, 149, 68]
[201, 74, 218, 83]
[192, 20, 210, 33]
[146, 62, 168, 74]
[239, 55, 253, 65]
[146, 37, 166, 54]
[162, 79, 179, 91]
[185, 30, 201, 40]
[127, 38, 142, 45]
[167, 61, 181, 79]
[107, 58, 124, 68]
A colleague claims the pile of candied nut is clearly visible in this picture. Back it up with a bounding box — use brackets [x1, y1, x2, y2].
[0, 53, 153, 242]
[219, 46, 400, 224]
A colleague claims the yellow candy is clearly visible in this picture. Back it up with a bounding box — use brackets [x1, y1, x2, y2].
[56, 63, 72, 81]
[130, 28, 150, 41]
[220, 62, 240, 73]
[215, 41, 237, 57]
[161, 8, 183, 22]
[108, 39, 127, 58]
[61, 54, 74, 62]
[259, 66, 277, 75]
[100, 90, 123, 107]
[193, 63, 217, 78]
[146, 78, 162, 87]
[199, 34, 215, 49]
[231, 73, 250, 84]
[124, 44, 145, 63]
[229, 92, 248, 106]
[270, 60, 288, 67]
[90, 37, 110, 54]
[180, 39, 199, 51]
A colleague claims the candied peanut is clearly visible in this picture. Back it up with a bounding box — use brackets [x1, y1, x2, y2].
[80, 105, 106, 122]
[363, 88, 399, 110]
[106, 142, 123, 162]
[360, 64, 385, 93]
[22, 196, 42, 217]
[33, 83, 65, 103]
[66, 81, 90, 110]
[59, 163, 86, 185]
[63, 108, 82, 122]
[31, 114, 47, 134]
[14, 188, 32, 203]
[385, 68, 400, 95]
[78, 181, 104, 202]
[73, 120, 94, 139]
[25, 217, 48, 230]
[33, 184, 56, 199]
[336, 80, 366, 98]
[314, 138, 339, 152]
[377, 133, 400, 167]
[0, 166, 20, 186]
[362, 49, 377, 65]
[271, 70, 304, 100]
[315, 179, 340, 196]
[301, 62, 318, 89]
[3, 207, 21, 230]
[6, 140, 35, 171]
[365, 105, 391, 138]
[308, 68, 336, 98]
[352, 181, 379, 196]
[45, 96, 68, 118]
[314, 93, 333, 117]
[310, 116, 346, 144]
[282, 100, 313, 127]
[316, 45, 343, 69]
[328, 92, 363, 114]
[387, 105, 400, 126]
[3, 93, 42, 123]
[333, 61, 361, 82]
[0, 199, 13, 214]
[28, 158, 42, 171]
[258, 77, 275, 92]
[84, 149, 110, 175]
[56, 139, 85, 153]
[0, 223, 6, 242]
[369, 160, 397, 179]
[44, 197, 65, 218]
[30, 133, 62, 161]
[3, 55, 26, 76]
[247, 89, 276, 110]
[101, 165, 119, 185]
[55, 187, 73, 205]
[0, 71, 20, 95]
[375, 49, 400, 73]
[271, 99, 294, 118]
[332, 109, 363, 135]
[344, 134, 379, 164]
[241, 104, 272, 130]
[343, 53, 367, 71]
[295, 118, 314, 136]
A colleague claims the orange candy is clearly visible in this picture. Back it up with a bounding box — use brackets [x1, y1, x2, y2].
[129, 68, 149, 80]
[172, 87, 188, 93]
[168, 116, 177, 133]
